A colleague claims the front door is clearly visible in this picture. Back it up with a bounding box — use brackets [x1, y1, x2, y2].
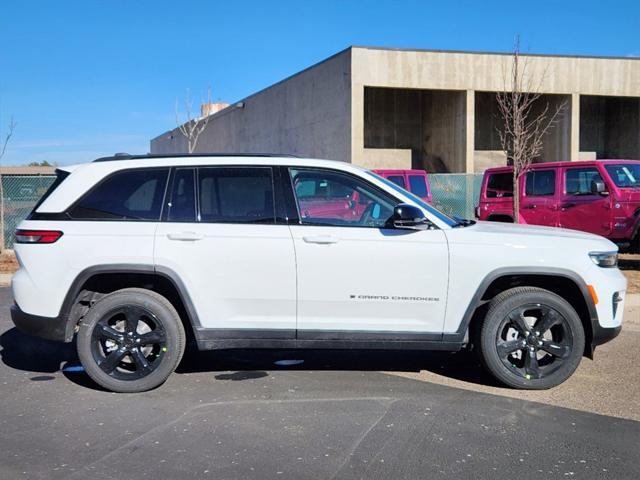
[520, 169, 559, 226]
[154, 166, 297, 336]
[558, 166, 612, 236]
[287, 167, 449, 338]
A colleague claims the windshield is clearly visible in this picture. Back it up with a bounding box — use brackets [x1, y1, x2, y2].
[605, 164, 640, 188]
[366, 171, 458, 227]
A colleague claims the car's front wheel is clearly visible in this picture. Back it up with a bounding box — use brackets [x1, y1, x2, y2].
[477, 287, 585, 389]
[76, 288, 185, 393]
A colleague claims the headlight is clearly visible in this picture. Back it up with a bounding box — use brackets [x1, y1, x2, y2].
[589, 251, 618, 268]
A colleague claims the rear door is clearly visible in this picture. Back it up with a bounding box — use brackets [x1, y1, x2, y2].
[558, 166, 612, 236]
[154, 166, 296, 336]
[520, 169, 559, 226]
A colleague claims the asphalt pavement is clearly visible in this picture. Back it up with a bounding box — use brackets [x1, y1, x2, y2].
[0, 287, 638, 480]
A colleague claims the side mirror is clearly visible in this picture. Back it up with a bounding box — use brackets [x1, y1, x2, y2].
[591, 180, 608, 195]
[389, 203, 431, 230]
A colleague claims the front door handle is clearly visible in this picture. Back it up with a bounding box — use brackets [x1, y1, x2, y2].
[526, 204, 537, 209]
[166, 232, 204, 241]
[302, 235, 339, 245]
[561, 203, 575, 210]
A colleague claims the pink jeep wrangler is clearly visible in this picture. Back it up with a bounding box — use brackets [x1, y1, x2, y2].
[373, 169, 432, 203]
[477, 160, 640, 251]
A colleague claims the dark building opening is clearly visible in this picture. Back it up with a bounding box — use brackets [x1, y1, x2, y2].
[364, 87, 466, 173]
[580, 96, 640, 159]
[474, 91, 571, 165]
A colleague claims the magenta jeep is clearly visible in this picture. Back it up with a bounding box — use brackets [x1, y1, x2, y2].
[372, 169, 432, 203]
[477, 160, 640, 252]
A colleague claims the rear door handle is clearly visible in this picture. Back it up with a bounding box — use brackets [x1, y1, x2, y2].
[166, 232, 204, 241]
[526, 204, 537, 209]
[302, 235, 339, 245]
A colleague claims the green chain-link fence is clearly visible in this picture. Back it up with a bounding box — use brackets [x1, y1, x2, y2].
[429, 173, 484, 219]
[2, 175, 57, 249]
[0, 173, 483, 249]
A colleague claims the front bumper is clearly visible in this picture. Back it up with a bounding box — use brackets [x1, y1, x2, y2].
[10, 304, 72, 342]
[591, 323, 622, 348]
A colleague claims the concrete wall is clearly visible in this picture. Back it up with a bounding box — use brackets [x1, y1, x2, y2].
[151, 49, 352, 163]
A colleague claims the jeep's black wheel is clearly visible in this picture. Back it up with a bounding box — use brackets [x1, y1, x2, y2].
[77, 288, 185, 393]
[477, 287, 585, 390]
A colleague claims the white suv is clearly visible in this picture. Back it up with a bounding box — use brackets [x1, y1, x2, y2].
[11, 154, 626, 392]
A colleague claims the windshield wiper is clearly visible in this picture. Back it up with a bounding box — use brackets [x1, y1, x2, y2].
[452, 217, 476, 228]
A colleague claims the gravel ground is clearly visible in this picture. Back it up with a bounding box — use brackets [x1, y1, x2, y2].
[620, 254, 640, 294]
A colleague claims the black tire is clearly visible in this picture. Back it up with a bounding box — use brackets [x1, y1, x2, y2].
[77, 288, 185, 393]
[476, 287, 585, 390]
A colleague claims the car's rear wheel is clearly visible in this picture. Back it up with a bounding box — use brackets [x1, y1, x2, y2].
[477, 287, 585, 389]
[76, 288, 185, 393]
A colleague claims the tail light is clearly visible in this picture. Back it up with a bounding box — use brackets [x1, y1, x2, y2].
[15, 229, 63, 244]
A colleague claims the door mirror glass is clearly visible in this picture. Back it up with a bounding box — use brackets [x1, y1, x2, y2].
[591, 180, 608, 195]
[390, 203, 431, 230]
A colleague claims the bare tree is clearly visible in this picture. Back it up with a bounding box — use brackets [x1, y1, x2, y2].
[175, 88, 212, 153]
[496, 38, 566, 223]
[0, 117, 16, 252]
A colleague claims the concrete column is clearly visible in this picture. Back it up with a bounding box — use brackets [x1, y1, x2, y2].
[465, 90, 475, 173]
[570, 93, 580, 161]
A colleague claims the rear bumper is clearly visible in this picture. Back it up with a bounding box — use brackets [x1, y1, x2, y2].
[10, 304, 72, 342]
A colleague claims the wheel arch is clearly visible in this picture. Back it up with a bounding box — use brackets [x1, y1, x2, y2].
[447, 267, 598, 358]
[59, 264, 201, 342]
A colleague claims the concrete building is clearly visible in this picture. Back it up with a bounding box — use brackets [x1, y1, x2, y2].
[151, 46, 640, 173]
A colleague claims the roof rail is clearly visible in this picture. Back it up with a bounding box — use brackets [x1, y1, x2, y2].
[93, 153, 300, 162]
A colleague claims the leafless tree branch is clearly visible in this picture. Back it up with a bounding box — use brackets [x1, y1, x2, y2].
[175, 87, 212, 153]
[495, 36, 567, 223]
[0, 117, 16, 161]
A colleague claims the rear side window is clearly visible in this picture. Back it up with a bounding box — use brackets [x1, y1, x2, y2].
[408, 175, 428, 197]
[565, 167, 603, 195]
[69, 169, 169, 220]
[485, 173, 513, 198]
[525, 170, 555, 196]
[387, 175, 406, 189]
[198, 167, 275, 224]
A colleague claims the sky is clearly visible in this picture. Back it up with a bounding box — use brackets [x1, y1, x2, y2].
[1, 0, 638, 166]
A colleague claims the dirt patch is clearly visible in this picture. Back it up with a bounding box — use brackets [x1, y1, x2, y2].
[0, 251, 18, 274]
[619, 254, 640, 294]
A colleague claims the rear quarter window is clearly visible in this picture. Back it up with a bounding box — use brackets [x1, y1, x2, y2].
[68, 168, 169, 220]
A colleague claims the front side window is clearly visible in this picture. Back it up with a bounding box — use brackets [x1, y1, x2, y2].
[198, 167, 275, 224]
[486, 173, 513, 198]
[409, 175, 428, 198]
[69, 168, 169, 220]
[565, 168, 603, 195]
[290, 168, 396, 228]
[525, 170, 555, 196]
[604, 164, 640, 188]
